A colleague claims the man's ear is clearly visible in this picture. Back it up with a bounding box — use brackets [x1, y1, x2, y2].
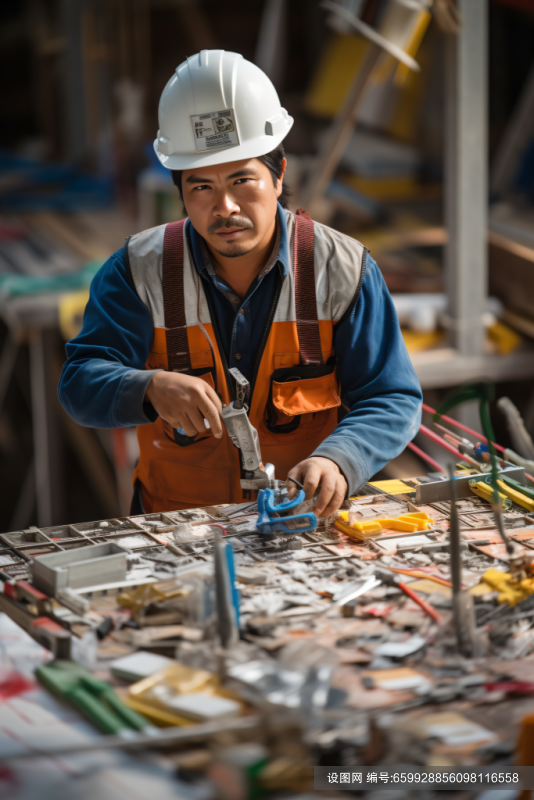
[275, 157, 287, 199]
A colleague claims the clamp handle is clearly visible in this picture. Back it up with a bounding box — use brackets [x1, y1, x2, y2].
[264, 489, 305, 514]
[256, 488, 317, 536]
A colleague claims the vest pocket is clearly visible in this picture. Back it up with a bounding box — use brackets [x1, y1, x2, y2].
[265, 360, 341, 434]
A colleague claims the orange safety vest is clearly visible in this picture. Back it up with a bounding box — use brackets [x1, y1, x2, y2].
[129, 210, 364, 512]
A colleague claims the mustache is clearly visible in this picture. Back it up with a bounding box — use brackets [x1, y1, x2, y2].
[207, 217, 254, 234]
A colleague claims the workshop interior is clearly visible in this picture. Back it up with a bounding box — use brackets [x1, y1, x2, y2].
[2, 0, 534, 797]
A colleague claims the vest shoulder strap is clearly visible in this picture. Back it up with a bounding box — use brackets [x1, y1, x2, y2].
[162, 219, 191, 372]
[162, 212, 324, 372]
[294, 209, 323, 366]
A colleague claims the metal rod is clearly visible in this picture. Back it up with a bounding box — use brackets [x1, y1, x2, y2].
[0, 335, 19, 413]
[448, 463, 477, 657]
[448, 465, 462, 598]
[0, 715, 262, 761]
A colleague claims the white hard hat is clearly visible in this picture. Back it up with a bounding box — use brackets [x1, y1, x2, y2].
[154, 50, 293, 171]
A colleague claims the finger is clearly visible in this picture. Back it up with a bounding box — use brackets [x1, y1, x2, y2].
[205, 384, 223, 412]
[321, 477, 347, 517]
[287, 462, 307, 499]
[301, 463, 322, 501]
[160, 412, 184, 430]
[312, 472, 337, 517]
[181, 412, 199, 438]
[186, 407, 209, 436]
[200, 399, 223, 438]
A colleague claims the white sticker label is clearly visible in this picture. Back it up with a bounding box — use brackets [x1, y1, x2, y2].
[190, 108, 239, 153]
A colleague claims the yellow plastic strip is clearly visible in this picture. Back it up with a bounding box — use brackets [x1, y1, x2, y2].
[368, 479, 414, 495]
[469, 480, 511, 509]
[496, 479, 534, 512]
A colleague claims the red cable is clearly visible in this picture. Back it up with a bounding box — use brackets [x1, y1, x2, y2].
[407, 441, 445, 473]
[422, 401, 534, 484]
[209, 524, 228, 536]
[399, 581, 441, 623]
[422, 401, 503, 451]
[419, 423, 465, 460]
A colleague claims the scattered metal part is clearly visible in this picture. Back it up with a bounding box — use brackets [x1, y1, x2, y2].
[448, 465, 478, 657]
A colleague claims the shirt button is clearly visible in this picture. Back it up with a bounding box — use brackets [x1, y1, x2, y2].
[235, 354, 241, 360]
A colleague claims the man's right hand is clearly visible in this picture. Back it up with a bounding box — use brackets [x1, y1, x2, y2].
[144, 371, 223, 438]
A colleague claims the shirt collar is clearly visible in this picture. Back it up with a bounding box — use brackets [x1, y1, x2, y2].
[186, 202, 290, 281]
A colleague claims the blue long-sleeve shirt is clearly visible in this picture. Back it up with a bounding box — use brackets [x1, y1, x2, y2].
[58, 211, 422, 495]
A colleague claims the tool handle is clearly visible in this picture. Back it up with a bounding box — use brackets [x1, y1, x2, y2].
[399, 581, 441, 623]
[102, 688, 148, 731]
[265, 488, 305, 513]
[69, 686, 126, 735]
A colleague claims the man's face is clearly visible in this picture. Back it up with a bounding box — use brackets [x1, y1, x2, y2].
[181, 157, 285, 258]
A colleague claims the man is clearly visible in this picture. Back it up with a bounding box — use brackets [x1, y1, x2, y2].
[59, 50, 422, 517]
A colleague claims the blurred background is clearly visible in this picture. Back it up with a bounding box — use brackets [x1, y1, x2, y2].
[1, 0, 534, 530]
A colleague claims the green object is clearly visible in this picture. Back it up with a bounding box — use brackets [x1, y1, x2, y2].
[0, 260, 102, 299]
[500, 475, 534, 503]
[436, 382, 514, 556]
[35, 660, 149, 735]
[436, 383, 500, 504]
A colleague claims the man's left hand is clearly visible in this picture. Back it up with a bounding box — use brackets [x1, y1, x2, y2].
[286, 457, 347, 518]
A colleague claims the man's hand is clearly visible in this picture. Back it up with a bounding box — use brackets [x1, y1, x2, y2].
[286, 456, 347, 518]
[145, 371, 223, 438]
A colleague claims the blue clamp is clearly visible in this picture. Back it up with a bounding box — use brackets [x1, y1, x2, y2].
[256, 488, 318, 535]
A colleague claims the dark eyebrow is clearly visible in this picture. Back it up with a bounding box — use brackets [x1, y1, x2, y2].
[185, 168, 256, 186]
[185, 175, 213, 185]
[226, 168, 256, 180]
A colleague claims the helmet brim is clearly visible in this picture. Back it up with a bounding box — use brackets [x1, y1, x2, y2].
[153, 123, 293, 171]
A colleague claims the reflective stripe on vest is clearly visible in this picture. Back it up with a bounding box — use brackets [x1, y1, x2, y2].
[128, 210, 365, 512]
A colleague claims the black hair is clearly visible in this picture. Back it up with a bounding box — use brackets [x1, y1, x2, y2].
[171, 142, 291, 209]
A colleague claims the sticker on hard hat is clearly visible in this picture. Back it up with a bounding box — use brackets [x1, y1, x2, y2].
[190, 109, 239, 152]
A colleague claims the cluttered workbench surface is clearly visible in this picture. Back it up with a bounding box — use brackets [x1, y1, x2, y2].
[2, 461, 534, 798]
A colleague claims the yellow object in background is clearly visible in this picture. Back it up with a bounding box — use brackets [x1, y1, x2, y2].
[341, 172, 420, 200]
[469, 479, 512, 510]
[481, 568, 534, 607]
[394, 10, 432, 85]
[117, 578, 191, 621]
[406, 578, 451, 597]
[496, 479, 534, 512]
[487, 320, 522, 356]
[469, 581, 494, 597]
[304, 34, 369, 118]
[126, 663, 243, 727]
[58, 289, 89, 341]
[402, 329, 446, 354]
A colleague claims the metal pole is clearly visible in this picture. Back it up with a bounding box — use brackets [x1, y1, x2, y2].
[448, 464, 477, 657]
[29, 331, 53, 526]
[29, 330, 63, 527]
[0, 335, 19, 413]
[444, 0, 488, 356]
[255, 0, 287, 89]
[60, 0, 87, 162]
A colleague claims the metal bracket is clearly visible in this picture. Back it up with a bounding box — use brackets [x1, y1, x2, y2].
[415, 463, 526, 504]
